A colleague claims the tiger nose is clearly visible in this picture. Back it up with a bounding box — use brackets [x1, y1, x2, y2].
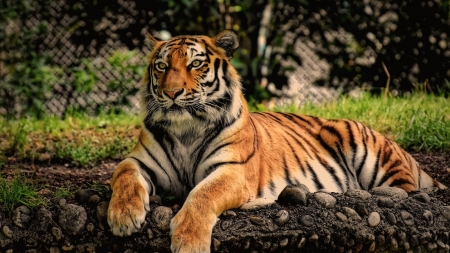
[163, 88, 183, 99]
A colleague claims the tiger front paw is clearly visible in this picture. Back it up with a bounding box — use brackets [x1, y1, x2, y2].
[170, 206, 216, 253]
[107, 183, 150, 236]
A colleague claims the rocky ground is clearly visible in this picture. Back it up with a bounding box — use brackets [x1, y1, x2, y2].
[0, 151, 449, 252]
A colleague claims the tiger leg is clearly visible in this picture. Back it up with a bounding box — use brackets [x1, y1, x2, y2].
[107, 158, 151, 236]
[319, 119, 446, 192]
[170, 165, 251, 253]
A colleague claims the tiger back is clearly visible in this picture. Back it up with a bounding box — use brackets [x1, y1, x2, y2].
[107, 30, 446, 253]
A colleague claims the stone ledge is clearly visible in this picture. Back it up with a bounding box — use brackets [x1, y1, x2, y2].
[0, 186, 449, 252]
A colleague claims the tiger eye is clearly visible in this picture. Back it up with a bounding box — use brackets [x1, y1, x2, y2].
[191, 60, 201, 67]
[157, 62, 167, 70]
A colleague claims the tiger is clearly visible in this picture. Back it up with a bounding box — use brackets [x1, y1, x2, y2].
[107, 30, 447, 253]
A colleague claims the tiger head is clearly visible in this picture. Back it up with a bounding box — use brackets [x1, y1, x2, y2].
[142, 30, 244, 128]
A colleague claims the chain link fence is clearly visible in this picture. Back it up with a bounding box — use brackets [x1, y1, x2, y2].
[2, 0, 449, 117]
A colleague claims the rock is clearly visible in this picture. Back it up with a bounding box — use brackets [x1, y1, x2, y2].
[367, 212, 380, 227]
[50, 247, 60, 253]
[59, 199, 67, 207]
[96, 201, 109, 231]
[412, 192, 431, 203]
[278, 185, 308, 206]
[377, 196, 394, 208]
[2, 226, 13, 239]
[400, 210, 415, 226]
[52, 227, 62, 241]
[342, 207, 361, 221]
[384, 211, 397, 225]
[59, 204, 88, 235]
[88, 195, 101, 204]
[13, 206, 31, 228]
[75, 189, 98, 204]
[300, 215, 314, 227]
[222, 210, 237, 218]
[345, 189, 372, 200]
[147, 228, 154, 239]
[36, 207, 52, 231]
[250, 216, 266, 226]
[423, 210, 434, 225]
[151, 206, 173, 231]
[354, 204, 368, 217]
[213, 238, 220, 251]
[274, 210, 289, 225]
[335, 212, 347, 222]
[297, 237, 306, 248]
[370, 187, 408, 199]
[149, 195, 162, 205]
[441, 206, 450, 221]
[279, 238, 289, 247]
[314, 192, 336, 209]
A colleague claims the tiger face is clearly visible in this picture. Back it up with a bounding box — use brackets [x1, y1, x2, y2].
[142, 31, 242, 127]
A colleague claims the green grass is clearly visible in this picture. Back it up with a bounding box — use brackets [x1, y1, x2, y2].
[1, 92, 449, 168]
[0, 111, 142, 167]
[0, 173, 47, 212]
[269, 92, 450, 151]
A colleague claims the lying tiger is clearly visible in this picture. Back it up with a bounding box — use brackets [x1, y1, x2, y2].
[107, 30, 446, 252]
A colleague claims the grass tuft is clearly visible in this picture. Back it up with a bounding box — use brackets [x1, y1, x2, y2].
[0, 173, 47, 212]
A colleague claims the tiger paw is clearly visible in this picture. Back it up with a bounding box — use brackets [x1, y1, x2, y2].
[107, 184, 150, 236]
[170, 207, 216, 253]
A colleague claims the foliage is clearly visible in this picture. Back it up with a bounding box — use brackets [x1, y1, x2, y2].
[0, 173, 46, 212]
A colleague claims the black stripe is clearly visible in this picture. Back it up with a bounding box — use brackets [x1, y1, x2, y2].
[314, 154, 345, 192]
[345, 121, 358, 169]
[389, 179, 414, 188]
[377, 168, 402, 187]
[129, 156, 156, 195]
[306, 162, 324, 190]
[368, 149, 382, 189]
[283, 157, 295, 185]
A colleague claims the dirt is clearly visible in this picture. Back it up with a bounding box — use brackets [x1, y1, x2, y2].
[3, 150, 450, 205]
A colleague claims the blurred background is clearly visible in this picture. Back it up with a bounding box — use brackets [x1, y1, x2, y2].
[1, 0, 450, 118]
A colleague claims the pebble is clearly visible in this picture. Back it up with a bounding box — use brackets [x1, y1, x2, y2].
[278, 185, 308, 206]
[49, 247, 60, 253]
[220, 220, 232, 230]
[335, 212, 347, 222]
[440, 206, 450, 221]
[86, 222, 95, 233]
[412, 192, 430, 203]
[2, 225, 13, 239]
[222, 210, 237, 218]
[309, 234, 319, 242]
[59, 204, 87, 235]
[314, 192, 336, 209]
[147, 228, 154, 239]
[13, 206, 31, 228]
[355, 203, 369, 216]
[377, 196, 394, 208]
[367, 212, 380, 227]
[300, 215, 314, 227]
[75, 189, 98, 204]
[384, 211, 397, 225]
[297, 237, 306, 248]
[370, 187, 408, 199]
[390, 237, 398, 251]
[274, 210, 289, 225]
[400, 210, 415, 226]
[423, 210, 434, 225]
[151, 206, 173, 231]
[149, 195, 162, 205]
[52, 227, 62, 241]
[342, 207, 361, 221]
[250, 216, 266, 226]
[88, 194, 101, 204]
[279, 238, 288, 247]
[345, 189, 372, 200]
[96, 201, 109, 231]
[36, 207, 52, 231]
[213, 238, 220, 251]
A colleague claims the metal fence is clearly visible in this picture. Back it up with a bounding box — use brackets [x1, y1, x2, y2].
[1, 0, 339, 118]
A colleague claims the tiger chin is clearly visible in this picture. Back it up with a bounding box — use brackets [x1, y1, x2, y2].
[107, 30, 447, 252]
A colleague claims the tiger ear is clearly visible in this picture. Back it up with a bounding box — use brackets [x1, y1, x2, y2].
[213, 30, 239, 58]
[145, 33, 160, 52]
